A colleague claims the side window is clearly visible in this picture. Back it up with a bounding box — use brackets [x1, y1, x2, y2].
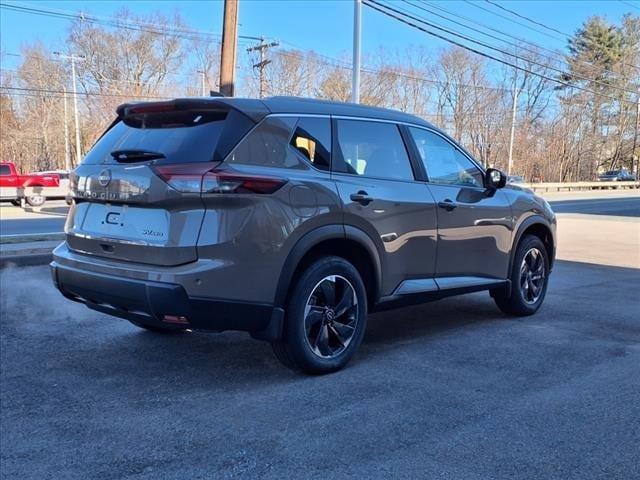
[409, 127, 484, 187]
[226, 116, 306, 170]
[335, 120, 414, 181]
[0, 165, 10, 176]
[290, 117, 331, 171]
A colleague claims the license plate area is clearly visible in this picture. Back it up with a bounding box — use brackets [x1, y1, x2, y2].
[81, 203, 169, 245]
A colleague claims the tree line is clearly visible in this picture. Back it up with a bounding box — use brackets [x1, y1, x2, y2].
[0, 10, 638, 182]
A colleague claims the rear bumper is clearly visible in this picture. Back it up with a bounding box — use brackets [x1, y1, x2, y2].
[50, 257, 284, 341]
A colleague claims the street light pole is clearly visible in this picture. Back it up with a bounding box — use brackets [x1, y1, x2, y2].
[62, 87, 71, 172]
[54, 52, 84, 165]
[197, 70, 206, 96]
[352, 0, 362, 104]
[633, 88, 640, 177]
[507, 85, 519, 177]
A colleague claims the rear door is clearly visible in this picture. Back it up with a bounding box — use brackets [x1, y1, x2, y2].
[332, 118, 438, 296]
[67, 103, 255, 266]
[407, 127, 513, 280]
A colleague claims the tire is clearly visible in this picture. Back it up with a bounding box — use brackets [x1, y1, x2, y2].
[272, 256, 368, 375]
[128, 319, 187, 334]
[493, 234, 549, 316]
[26, 195, 45, 207]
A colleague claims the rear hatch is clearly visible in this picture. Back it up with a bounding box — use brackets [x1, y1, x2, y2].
[67, 100, 257, 266]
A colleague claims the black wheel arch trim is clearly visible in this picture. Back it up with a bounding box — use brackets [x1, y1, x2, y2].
[509, 215, 555, 273]
[273, 224, 382, 309]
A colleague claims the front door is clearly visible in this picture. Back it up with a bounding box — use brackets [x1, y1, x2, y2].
[407, 127, 513, 280]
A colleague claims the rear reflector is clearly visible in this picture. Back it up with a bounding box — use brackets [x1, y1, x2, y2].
[163, 315, 189, 324]
[152, 163, 286, 194]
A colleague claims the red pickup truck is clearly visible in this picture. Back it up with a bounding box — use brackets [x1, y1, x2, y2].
[0, 162, 60, 207]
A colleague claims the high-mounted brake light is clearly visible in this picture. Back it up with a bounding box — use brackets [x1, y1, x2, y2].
[152, 163, 286, 194]
[125, 102, 177, 116]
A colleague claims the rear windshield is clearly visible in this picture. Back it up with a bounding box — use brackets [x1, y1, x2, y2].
[82, 111, 228, 165]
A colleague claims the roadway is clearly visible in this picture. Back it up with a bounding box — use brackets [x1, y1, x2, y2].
[1, 192, 639, 479]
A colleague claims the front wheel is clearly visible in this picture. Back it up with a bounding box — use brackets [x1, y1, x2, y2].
[26, 195, 45, 207]
[493, 234, 549, 316]
[272, 256, 368, 374]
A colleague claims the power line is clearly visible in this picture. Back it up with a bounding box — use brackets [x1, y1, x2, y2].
[363, 0, 637, 105]
[408, 0, 634, 81]
[385, 0, 639, 96]
[1, 85, 172, 100]
[0, 2, 261, 44]
[461, 0, 566, 42]
[373, 1, 640, 97]
[483, 0, 570, 37]
[618, 0, 640, 12]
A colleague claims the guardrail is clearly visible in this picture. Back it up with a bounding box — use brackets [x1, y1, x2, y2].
[522, 181, 640, 193]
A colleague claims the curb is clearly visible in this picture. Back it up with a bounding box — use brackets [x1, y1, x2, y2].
[0, 239, 61, 269]
[1, 253, 53, 269]
[0, 233, 65, 245]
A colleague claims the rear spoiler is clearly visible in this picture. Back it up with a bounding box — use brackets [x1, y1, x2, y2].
[116, 98, 270, 123]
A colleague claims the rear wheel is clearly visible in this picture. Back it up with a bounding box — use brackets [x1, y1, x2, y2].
[272, 256, 368, 374]
[493, 234, 549, 316]
[26, 195, 45, 207]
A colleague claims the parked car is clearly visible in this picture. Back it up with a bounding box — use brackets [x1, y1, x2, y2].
[50, 97, 556, 374]
[0, 162, 60, 206]
[507, 175, 525, 184]
[598, 169, 636, 182]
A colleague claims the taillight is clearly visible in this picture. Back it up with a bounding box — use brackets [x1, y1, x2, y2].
[202, 171, 286, 194]
[152, 163, 214, 193]
[152, 163, 286, 194]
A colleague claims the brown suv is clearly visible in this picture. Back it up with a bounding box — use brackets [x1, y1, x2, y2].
[51, 96, 556, 374]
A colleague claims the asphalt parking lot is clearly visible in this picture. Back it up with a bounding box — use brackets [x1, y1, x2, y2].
[1, 196, 639, 479]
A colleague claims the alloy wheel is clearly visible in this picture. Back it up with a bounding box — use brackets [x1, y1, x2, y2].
[520, 247, 546, 304]
[304, 275, 358, 359]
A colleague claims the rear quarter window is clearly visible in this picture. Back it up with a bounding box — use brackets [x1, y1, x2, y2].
[226, 116, 309, 170]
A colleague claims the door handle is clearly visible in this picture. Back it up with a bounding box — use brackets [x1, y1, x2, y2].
[350, 191, 374, 205]
[437, 199, 457, 211]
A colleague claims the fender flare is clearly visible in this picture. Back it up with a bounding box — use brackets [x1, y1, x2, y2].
[273, 224, 382, 309]
[509, 215, 555, 273]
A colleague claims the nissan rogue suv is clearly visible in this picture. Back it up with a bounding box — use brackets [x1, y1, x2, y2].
[50, 96, 556, 374]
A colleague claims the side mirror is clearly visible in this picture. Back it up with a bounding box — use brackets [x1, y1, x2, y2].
[485, 168, 507, 189]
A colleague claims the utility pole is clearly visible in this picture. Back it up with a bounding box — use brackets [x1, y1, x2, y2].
[352, 0, 362, 104]
[507, 85, 519, 177]
[219, 0, 239, 97]
[54, 51, 84, 164]
[247, 38, 279, 98]
[197, 70, 206, 96]
[62, 87, 71, 172]
[633, 88, 640, 177]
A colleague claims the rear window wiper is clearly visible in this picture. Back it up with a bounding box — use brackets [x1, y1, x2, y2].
[110, 149, 166, 163]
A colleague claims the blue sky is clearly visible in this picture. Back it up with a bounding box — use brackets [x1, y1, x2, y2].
[0, 0, 636, 70]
